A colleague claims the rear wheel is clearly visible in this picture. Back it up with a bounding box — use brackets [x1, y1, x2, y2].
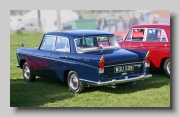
[67, 71, 85, 94]
[22, 62, 36, 82]
[163, 58, 170, 78]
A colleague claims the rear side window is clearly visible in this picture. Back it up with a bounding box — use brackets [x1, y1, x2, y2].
[160, 29, 168, 42]
[146, 28, 168, 42]
[146, 29, 161, 41]
[55, 36, 70, 52]
[83, 37, 94, 46]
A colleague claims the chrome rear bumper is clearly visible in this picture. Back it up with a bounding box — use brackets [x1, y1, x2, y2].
[80, 74, 152, 86]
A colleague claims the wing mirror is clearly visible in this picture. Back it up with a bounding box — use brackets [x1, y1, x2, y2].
[21, 43, 24, 47]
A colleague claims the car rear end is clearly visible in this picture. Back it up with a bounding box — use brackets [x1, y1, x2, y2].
[93, 50, 151, 86]
[75, 34, 152, 86]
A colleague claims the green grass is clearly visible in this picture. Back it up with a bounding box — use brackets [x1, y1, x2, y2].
[10, 32, 170, 107]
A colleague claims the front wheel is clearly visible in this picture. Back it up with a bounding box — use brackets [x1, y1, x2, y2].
[22, 62, 36, 82]
[163, 58, 170, 78]
[67, 71, 85, 94]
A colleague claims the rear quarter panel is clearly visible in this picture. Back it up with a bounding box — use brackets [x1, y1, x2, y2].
[67, 53, 102, 82]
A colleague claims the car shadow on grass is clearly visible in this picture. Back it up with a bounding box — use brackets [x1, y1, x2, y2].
[84, 71, 170, 94]
[10, 76, 74, 107]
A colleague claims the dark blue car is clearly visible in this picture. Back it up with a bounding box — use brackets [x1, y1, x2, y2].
[16, 30, 152, 94]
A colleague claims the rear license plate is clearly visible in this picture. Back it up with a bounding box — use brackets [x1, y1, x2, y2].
[114, 65, 134, 73]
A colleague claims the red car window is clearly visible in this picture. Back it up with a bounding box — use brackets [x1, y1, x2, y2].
[132, 30, 144, 38]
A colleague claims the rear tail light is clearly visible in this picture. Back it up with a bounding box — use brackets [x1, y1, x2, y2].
[99, 56, 105, 73]
[145, 51, 150, 67]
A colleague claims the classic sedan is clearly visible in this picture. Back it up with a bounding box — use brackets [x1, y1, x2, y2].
[16, 30, 152, 94]
[119, 24, 170, 78]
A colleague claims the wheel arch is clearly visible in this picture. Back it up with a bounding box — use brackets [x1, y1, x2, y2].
[160, 57, 170, 69]
[63, 70, 71, 84]
[20, 59, 26, 69]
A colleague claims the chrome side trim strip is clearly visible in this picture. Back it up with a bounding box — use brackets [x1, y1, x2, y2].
[80, 74, 152, 86]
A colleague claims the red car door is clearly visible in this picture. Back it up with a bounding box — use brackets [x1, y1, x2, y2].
[128, 28, 145, 50]
[142, 28, 170, 68]
[119, 28, 146, 49]
[140, 28, 160, 50]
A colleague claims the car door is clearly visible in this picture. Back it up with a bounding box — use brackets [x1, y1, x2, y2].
[141, 28, 170, 68]
[140, 28, 161, 50]
[127, 28, 146, 50]
[141, 28, 170, 49]
[33, 35, 56, 75]
[48, 36, 70, 78]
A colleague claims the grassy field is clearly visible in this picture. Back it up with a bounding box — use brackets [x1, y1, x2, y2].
[10, 32, 170, 107]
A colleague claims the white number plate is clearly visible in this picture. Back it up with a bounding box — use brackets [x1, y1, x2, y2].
[114, 65, 134, 73]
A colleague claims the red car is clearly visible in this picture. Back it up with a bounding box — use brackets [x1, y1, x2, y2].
[118, 24, 170, 78]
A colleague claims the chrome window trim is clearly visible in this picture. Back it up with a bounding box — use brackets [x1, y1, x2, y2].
[125, 29, 132, 41]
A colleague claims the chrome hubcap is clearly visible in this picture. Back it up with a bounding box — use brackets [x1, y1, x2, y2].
[69, 74, 78, 90]
[167, 62, 170, 74]
[24, 66, 30, 79]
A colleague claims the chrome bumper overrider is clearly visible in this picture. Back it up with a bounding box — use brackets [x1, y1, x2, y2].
[80, 74, 152, 86]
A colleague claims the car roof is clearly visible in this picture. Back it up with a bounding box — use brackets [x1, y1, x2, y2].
[45, 30, 114, 38]
[131, 24, 170, 28]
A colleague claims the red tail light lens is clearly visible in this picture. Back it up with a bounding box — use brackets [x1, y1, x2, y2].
[99, 56, 105, 73]
[99, 56, 105, 68]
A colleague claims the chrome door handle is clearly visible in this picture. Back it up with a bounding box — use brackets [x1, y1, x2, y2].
[47, 52, 51, 56]
[164, 44, 167, 47]
[65, 55, 68, 58]
[59, 55, 68, 58]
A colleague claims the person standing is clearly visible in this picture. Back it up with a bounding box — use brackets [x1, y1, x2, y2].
[97, 14, 107, 31]
[138, 13, 144, 22]
[116, 16, 126, 32]
[128, 13, 139, 29]
[148, 15, 158, 24]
